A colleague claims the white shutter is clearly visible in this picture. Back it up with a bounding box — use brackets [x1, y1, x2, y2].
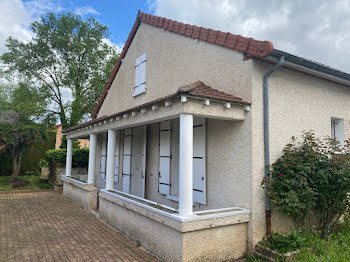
[159, 121, 171, 195]
[122, 129, 132, 193]
[133, 54, 146, 96]
[114, 131, 120, 183]
[100, 133, 107, 181]
[193, 118, 206, 204]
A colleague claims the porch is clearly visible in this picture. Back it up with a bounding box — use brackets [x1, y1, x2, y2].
[62, 83, 252, 261]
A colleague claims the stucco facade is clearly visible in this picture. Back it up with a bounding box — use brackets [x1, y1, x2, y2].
[62, 11, 350, 262]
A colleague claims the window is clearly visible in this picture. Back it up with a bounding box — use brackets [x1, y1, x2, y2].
[331, 118, 345, 148]
[158, 118, 207, 205]
[100, 133, 107, 181]
[133, 53, 146, 97]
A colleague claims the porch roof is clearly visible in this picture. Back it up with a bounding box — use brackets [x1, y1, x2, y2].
[63, 81, 250, 138]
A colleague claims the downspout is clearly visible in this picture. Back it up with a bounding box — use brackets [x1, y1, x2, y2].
[263, 55, 284, 236]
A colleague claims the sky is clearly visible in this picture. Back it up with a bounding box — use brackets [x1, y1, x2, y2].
[1, 0, 350, 73]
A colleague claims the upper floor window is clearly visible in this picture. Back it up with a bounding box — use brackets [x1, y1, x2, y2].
[331, 118, 345, 148]
[133, 53, 146, 97]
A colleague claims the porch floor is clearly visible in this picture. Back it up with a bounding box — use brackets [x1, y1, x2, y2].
[0, 191, 158, 262]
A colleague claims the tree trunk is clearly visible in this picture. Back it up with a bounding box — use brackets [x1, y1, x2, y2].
[10, 149, 22, 182]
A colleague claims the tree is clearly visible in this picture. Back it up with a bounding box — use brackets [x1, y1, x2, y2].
[0, 122, 46, 180]
[0, 83, 48, 180]
[1, 12, 119, 128]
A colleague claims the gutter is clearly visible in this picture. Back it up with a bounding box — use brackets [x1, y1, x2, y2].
[263, 55, 284, 236]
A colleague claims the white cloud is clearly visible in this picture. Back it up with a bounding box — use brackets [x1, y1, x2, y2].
[150, 0, 350, 73]
[75, 6, 100, 16]
[0, 1, 104, 55]
[0, 0, 33, 54]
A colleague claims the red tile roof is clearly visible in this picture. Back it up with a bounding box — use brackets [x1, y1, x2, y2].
[177, 81, 249, 105]
[92, 10, 272, 119]
[65, 81, 249, 133]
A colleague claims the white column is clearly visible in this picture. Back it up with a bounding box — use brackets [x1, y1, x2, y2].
[105, 129, 116, 190]
[65, 138, 73, 177]
[179, 114, 193, 216]
[88, 133, 97, 184]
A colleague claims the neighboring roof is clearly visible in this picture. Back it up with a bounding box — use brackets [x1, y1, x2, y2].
[92, 10, 273, 119]
[64, 81, 249, 133]
[270, 49, 350, 83]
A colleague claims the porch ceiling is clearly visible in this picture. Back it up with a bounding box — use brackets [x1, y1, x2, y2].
[64, 82, 250, 139]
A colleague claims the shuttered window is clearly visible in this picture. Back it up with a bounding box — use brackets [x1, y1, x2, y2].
[114, 131, 120, 183]
[133, 53, 146, 97]
[158, 118, 207, 205]
[122, 129, 132, 193]
[192, 118, 206, 205]
[100, 133, 107, 181]
[159, 121, 171, 195]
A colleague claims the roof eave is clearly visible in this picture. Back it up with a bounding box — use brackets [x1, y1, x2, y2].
[263, 49, 350, 87]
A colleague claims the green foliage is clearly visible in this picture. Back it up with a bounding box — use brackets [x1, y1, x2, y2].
[45, 148, 89, 168]
[1, 12, 119, 128]
[260, 228, 319, 254]
[38, 159, 49, 168]
[0, 175, 52, 191]
[22, 170, 41, 176]
[0, 122, 46, 152]
[265, 131, 350, 235]
[0, 83, 46, 123]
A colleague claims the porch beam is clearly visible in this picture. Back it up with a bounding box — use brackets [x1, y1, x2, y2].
[65, 138, 73, 177]
[179, 113, 193, 216]
[106, 129, 117, 190]
[87, 133, 97, 184]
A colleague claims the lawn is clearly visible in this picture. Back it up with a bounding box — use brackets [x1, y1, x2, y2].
[0, 175, 52, 191]
[245, 220, 350, 261]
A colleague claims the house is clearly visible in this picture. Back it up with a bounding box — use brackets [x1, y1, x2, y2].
[55, 124, 89, 149]
[61, 10, 350, 262]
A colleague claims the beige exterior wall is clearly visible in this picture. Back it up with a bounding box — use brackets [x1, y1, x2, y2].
[97, 23, 252, 118]
[99, 191, 248, 262]
[62, 176, 97, 211]
[250, 60, 350, 246]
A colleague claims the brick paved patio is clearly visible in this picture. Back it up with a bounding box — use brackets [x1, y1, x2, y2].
[0, 191, 158, 262]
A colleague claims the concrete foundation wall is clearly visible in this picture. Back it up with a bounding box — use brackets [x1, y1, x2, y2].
[62, 177, 97, 211]
[99, 191, 248, 262]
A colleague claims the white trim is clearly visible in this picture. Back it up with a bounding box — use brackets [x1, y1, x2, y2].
[99, 189, 250, 222]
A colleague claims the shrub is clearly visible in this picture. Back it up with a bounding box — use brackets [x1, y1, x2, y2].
[45, 148, 89, 168]
[39, 159, 49, 168]
[265, 131, 350, 236]
[12, 179, 28, 188]
[260, 228, 318, 254]
[22, 170, 40, 176]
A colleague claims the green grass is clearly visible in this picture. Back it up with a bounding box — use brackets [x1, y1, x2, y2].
[0, 175, 52, 191]
[245, 220, 350, 261]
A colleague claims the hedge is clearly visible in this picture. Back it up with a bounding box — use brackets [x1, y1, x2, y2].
[45, 148, 89, 168]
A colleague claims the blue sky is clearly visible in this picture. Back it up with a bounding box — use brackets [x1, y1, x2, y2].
[21, 0, 153, 47]
[1, 0, 350, 72]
